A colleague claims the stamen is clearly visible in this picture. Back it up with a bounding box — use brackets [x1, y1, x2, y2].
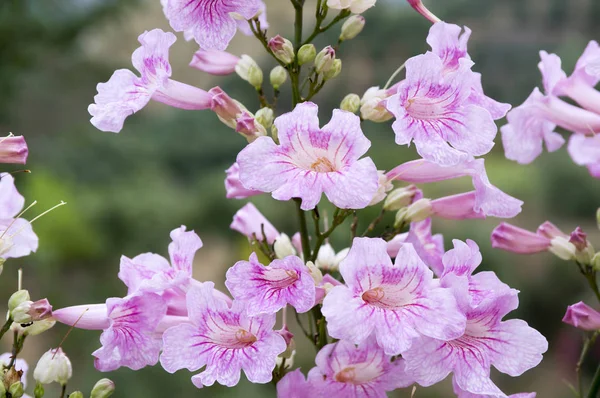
[0, 133, 15, 146]
[0, 201, 37, 240]
[7, 201, 67, 240]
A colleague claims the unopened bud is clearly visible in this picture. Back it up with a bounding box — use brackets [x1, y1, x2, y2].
[592, 252, 600, 271]
[276, 325, 295, 361]
[597, 208, 600, 230]
[360, 87, 393, 122]
[549, 237, 577, 261]
[11, 301, 33, 324]
[297, 44, 316, 65]
[28, 299, 53, 322]
[68, 392, 83, 398]
[340, 94, 360, 113]
[33, 348, 72, 385]
[13, 318, 55, 336]
[276, 349, 295, 369]
[271, 124, 279, 143]
[269, 66, 288, 90]
[384, 185, 418, 211]
[306, 261, 323, 285]
[315, 46, 336, 74]
[268, 35, 294, 65]
[274, 233, 296, 259]
[255, 107, 274, 130]
[340, 15, 365, 41]
[236, 112, 267, 143]
[394, 198, 432, 227]
[34, 382, 44, 398]
[8, 290, 30, 313]
[324, 59, 342, 80]
[90, 379, 115, 398]
[235, 55, 263, 89]
[9, 381, 23, 398]
[209, 87, 243, 129]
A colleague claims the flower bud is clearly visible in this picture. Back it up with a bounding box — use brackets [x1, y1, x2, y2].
[34, 382, 44, 398]
[236, 112, 267, 143]
[549, 237, 577, 261]
[8, 290, 30, 313]
[276, 325, 295, 361]
[274, 233, 296, 259]
[394, 198, 433, 227]
[306, 261, 323, 285]
[593, 252, 600, 271]
[91, 379, 115, 398]
[384, 185, 418, 211]
[28, 299, 53, 322]
[340, 94, 360, 113]
[597, 208, 600, 230]
[9, 381, 23, 398]
[315, 46, 336, 74]
[13, 318, 55, 336]
[269, 66, 288, 90]
[255, 107, 275, 130]
[340, 15, 365, 41]
[268, 35, 295, 65]
[209, 87, 244, 129]
[69, 392, 84, 398]
[563, 301, 600, 331]
[12, 301, 33, 324]
[297, 44, 316, 65]
[570, 227, 595, 265]
[271, 124, 279, 143]
[235, 55, 263, 89]
[33, 348, 72, 385]
[324, 59, 342, 80]
[360, 87, 393, 122]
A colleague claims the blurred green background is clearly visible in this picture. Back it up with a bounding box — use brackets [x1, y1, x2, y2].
[1, 0, 599, 396]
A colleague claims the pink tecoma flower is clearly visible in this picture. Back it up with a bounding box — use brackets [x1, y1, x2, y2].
[0, 173, 38, 259]
[89, 29, 212, 133]
[230, 203, 279, 244]
[307, 339, 414, 396]
[276, 369, 313, 398]
[160, 282, 286, 388]
[563, 301, 600, 331]
[237, 102, 379, 210]
[385, 52, 498, 166]
[225, 253, 315, 316]
[453, 379, 536, 398]
[53, 293, 171, 371]
[322, 238, 465, 355]
[568, 134, 600, 178]
[162, 0, 261, 50]
[403, 288, 547, 397]
[225, 162, 262, 199]
[189, 49, 240, 76]
[406, 0, 440, 23]
[426, 22, 511, 120]
[0, 135, 28, 164]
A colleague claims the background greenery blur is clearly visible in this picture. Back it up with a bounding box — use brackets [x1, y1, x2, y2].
[1, 0, 599, 396]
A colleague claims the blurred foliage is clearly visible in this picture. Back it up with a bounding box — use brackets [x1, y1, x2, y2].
[0, 0, 599, 397]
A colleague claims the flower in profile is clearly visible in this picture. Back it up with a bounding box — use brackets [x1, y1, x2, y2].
[225, 253, 315, 316]
[326, 0, 376, 14]
[162, 0, 261, 50]
[89, 29, 212, 133]
[237, 102, 379, 210]
[225, 162, 263, 199]
[230, 203, 279, 244]
[567, 134, 600, 178]
[385, 52, 497, 166]
[160, 282, 286, 388]
[276, 368, 312, 398]
[0, 134, 28, 165]
[189, 49, 240, 76]
[307, 339, 414, 396]
[322, 237, 465, 355]
[0, 173, 38, 259]
[403, 288, 547, 396]
[563, 301, 600, 331]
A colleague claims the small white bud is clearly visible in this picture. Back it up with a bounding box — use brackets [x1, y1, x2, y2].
[235, 55, 263, 89]
[324, 59, 342, 80]
[8, 290, 30, 313]
[11, 301, 33, 324]
[297, 44, 316, 65]
[549, 237, 577, 261]
[315, 46, 336, 74]
[360, 86, 393, 122]
[340, 94, 361, 113]
[255, 107, 275, 130]
[306, 261, 323, 285]
[384, 185, 418, 211]
[91, 378, 115, 398]
[274, 233, 296, 259]
[269, 66, 288, 90]
[340, 15, 365, 41]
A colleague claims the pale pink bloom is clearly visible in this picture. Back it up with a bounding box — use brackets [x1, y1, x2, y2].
[563, 301, 600, 331]
[189, 49, 240, 75]
[0, 352, 29, 387]
[237, 102, 379, 210]
[426, 22, 510, 119]
[491, 222, 552, 254]
[0, 173, 38, 259]
[160, 282, 286, 388]
[225, 162, 262, 199]
[403, 289, 547, 396]
[0, 135, 28, 164]
[369, 170, 393, 206]
[385, 52, 497, 166]
[236, 1, 269, 36]
[536, 221, 567, 239]
[322, 238, 465, 355]
[406, 0, 440, 23]
[387, 218, 444, 275]
[307, 339, 414, 397]
[453, 379, 536, 398]
[230, 203, 279, 244]
[567, 134, 600, 179]
[429, 192, 486, 220]
[225, 253, 315, 315]
[326, 0, 376, 14]
[89, 29, 212, 133]
[276, 368, 312, 398]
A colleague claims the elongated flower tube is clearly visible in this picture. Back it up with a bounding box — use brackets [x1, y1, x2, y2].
[189, 49, 240, 76]
[89, 29, 212, 133]
[563, 302, 600, 331]
[0, 135, 28, 164]
[230, 203, 279, 244]
[406, 0, 440, 23]
[0, 173, 38, 259]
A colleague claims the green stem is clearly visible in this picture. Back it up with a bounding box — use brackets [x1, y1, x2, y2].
[290, 72, 302, 106]
[309, 209, 349, 263]
[293, 0, 304, 50]
[587, 361, 600, 398]
[302, 10, 350, 46]
[578, 332, 598, 396]
[59, 384, 66, 398]
[294, 199, 311, 261]
[584, 271, 600, 303]
[0, 317, 12, 341]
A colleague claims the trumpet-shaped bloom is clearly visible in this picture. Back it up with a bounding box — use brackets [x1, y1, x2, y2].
[563, 301, 600, 331]
[163, 0, 261, 50]
[225, 162, 262, 199]
[403, 289, 547, 397]
[277, 369, 312, 398]
[322, 238, 465, 355]
[307, 339, 414, 397]
[230, 203, 279, 244]
[386, 52, 497, 166]
[0, 135, 28, 164]
[237, 102, 379, 210]
[225, 253, 315, 315]
[89, 29, 212, 133]
[160, 282, 286, 388]
[190, 49, 240, 76]
[555, 41, 600, 114]
[0, 173, 38, 259]
[491, 222, 554, 254]
[567, 134, 600, 178]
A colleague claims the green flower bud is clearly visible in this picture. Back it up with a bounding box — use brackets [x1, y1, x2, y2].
[8, 381, 23, 398]
[34, 382, 44, 398]
[315, 46, 336, 74]
[90, 378, 115, 398]
[384, 185, 418, 211]
[297, 44, 316, 65]
[255, 107, 275, 130]
[597, 208, 600, 230]
[340, 94, 361, 113]
[593, 252, 600, 271]
[394, 198, 433, 227]
[268, 35, 295, 65]
[271, 124, 279, 144]
[8, 290, 30, 313]
[323, 59, 342, 80]
[340, 15, 365, 41]
[11, 301, 33, 324]
[269, 66, 288, 90]
[12, 318, 55, 336]
[235, 55, 263, 89]
[68, 392, 83, 398]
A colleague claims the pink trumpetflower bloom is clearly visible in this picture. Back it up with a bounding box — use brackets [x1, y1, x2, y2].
[236, 1, 268, 36]
[237, 102, 379, 210]
[0, 173, 38, 259]
[225, 162, 262, 199]
[307, 339, 414, 397]
[562, 301, 600, 331]
[491, 222, 554, 254]
[225, 253, 315, 315]
[230, 203, 279, 244]
[403, 288, 547, 397]
[160, 282, 286, 388]
[453, 379, 536, 398]
[567, 134, 600, 178]
[53, 293, 169, 371]
[162, 0, 261, 50]
[385, 52, 498, 166]
[406, 0, 440, 23]
[209, 86, 244, 128]
[276, 368, 312, 398]
[322, 237, 465, 355]
[189, 49, 240, 75]
[0, 135, 28, 164]
[89, 29, 212, 133]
